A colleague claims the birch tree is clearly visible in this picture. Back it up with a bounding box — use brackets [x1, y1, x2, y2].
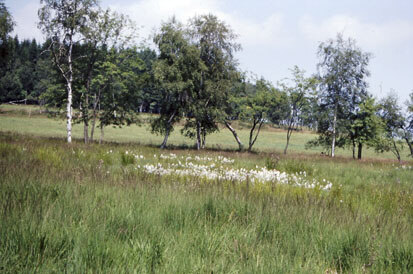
[279, 66, 316, 154]
[348, 96, 383, 159]
[222, 74, 247, 151]
[375, 94, 405, 162]
[38, 0, 99, 143]
[78, 8, 134, 143]
[152, 18, 205, 149]
[404, 92, 413, 157]
[316, 34, 371, 157]
[186, 14, 240, 150]
[238, 78, 286, 152]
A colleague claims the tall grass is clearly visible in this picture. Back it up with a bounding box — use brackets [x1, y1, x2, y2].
[0, 132, 412, 272]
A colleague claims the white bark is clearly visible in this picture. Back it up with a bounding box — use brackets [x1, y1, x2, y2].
[66, 33, 74, 144]
[225, 121, 243, 151]
[67, 84, 73, 143]
[331, 105, 337, 157]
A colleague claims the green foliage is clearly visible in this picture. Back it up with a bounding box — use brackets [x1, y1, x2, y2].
[91, 48, 144, 129]
[374, 94, 406, 161]
[277, 66, 317, 154]
[0, 0, 14, 41]
[315, 34, 371, 157]
[0, 37, 47, 104]
[238, 78, 275, 123]
[405, 93, 413, 157]
[236, 77, 288, 151]
[151, 18, 204, 147]
[184, 14, 240, 149]
[0, 0, 14, 77]
[0, 70, 23, 102]
[151, 15, 240, 149]
[347, 96, 383, 159]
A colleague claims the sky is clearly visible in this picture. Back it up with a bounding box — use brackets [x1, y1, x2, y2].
[6, 0, 413, 105]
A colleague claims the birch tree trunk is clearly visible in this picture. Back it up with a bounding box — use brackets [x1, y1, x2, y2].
[160, 127, 170, 149]
[248, 119, 264, 152]
[196, 121, 201, 150]
[284, 128, 292, 155]
[392, 140, 401, 163]
[160, 111, 177, 149]
[66, 81, 73, 143]
[331, 104, 338, 157]
[201, 129, 206, 149]
[66, 32, 74, 144]
[224, 121, 243, 151]
[403, 130, 413, 157]
[284, 115, 294, 155]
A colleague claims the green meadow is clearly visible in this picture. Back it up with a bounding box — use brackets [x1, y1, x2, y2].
[0, 104, 409, 160]
[0, 105, 412, 273]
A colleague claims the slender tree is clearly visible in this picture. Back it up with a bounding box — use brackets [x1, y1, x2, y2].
[348, 96, 383, 159]
[316, 34, 371, 157]
[238, 78, 286, 152]
[90, 47, 144, 143]
[78, 8, 134, 143]
[375, 94, 405, 162]
[38, 0, 99, 143]
[222, 73, 247, 151]
[279, 66, 316, 154]
[403, 92, 413, 157]
[186, 14, 240, 149]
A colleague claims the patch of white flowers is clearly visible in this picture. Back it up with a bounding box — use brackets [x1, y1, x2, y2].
[157, 153, 234, 164]
[136, 154, 332, 191]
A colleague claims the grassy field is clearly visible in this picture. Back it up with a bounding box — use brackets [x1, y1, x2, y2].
[0, 132, 412, 272]
[1, 104, 410, 160]
[0, 104, 412, 272]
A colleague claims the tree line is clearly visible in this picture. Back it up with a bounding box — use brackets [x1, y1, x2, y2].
[0, 0, 412, 160]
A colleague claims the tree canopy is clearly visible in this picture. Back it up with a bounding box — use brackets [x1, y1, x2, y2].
[0, 3, 411, 161]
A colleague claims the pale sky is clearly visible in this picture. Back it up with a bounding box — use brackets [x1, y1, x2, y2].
[6, 0, 413, 105]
